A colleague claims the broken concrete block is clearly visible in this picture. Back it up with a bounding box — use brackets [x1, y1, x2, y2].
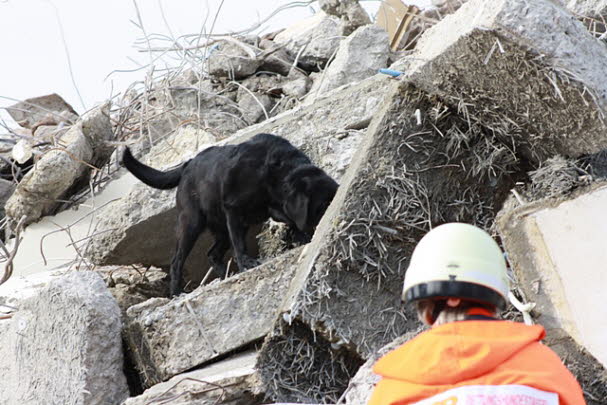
[85, 75, 392, 287]
[256, 79, 523, 402]
[0, 271, 129, 404]
[122, 350, 264, 405]
[319, 0, 371, 34]
[309, 24, 389, 96]
[5, 93, 78, 129]
[497, 183, 607, 369]
[404, 0, 607, 161]
[274, 12, 346, 70]
[207, 39, 262, 79]
[125, 248, 301, 386]
[5, 102, 114, 225]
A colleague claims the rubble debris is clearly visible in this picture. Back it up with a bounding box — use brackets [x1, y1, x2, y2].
[273, 12, 346, 70]
[403, 0, 607, 162]
[281, 75, 312, 99]
[125, 248, 301, 387]
[318, 0, 371, 34]
[236, 74, 282, 124]
[258, 38, 296, 77]
[0, 271, 129, 405]
[122, 350, 264, 405]
[308, 24, 389, 97]
[98, 265, 169, 317]
[497, 182, 607, 369]
[256, 79, 523, 402]
[129, 76, 246, 146]
[207, 39, 263, 80]
[85, 75, 392, 288]
[5, 102, 114, 225]
[5, 93, 78, 129]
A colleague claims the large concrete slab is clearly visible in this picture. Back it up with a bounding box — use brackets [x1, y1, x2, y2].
[85, 75, 392, 287]
[122, 350, 263, 405]
[256, 79, 524, 403]
[403, 0, 607, 161]
[125, 247, 302, 387]
[0, 271, 128, 405]
[497, 183, 607, 368]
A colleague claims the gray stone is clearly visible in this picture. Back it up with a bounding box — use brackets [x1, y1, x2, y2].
[207, 39, 262, 79]
[236, 75, 282, 124]
[403, 0, 607, 161]
[5, 93, 78, 129]
[85, 75, 392, 287]
[309, 24, 389, 97]
[0, 271, 128, 405]
[125, 248, 301, 386]
[122, 351, 264, 405]
[33, 124, 69, 144]
[258, 38, 297, 76]
[238, 91, 275, 124]
[319, 0, 371, 34]
[274, 12, 346, 70]
[282, 77, 312, 99]
[5, 102, 114, 225]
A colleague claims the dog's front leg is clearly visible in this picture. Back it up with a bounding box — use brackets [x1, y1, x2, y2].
[225, 210, 260, 272]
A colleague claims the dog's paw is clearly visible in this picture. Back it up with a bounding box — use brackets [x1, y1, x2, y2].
[242, 256, 262, 270]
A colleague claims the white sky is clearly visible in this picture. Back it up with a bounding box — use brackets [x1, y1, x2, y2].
[0, 0, 427, 126]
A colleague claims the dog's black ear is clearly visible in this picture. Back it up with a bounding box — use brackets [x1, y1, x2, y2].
[284, 191, 309, 232]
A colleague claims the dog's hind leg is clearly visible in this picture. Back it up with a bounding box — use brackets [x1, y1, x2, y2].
[207, 233, 229, 279]
[170, 210, 204, 296]
[225, 210, 260, 272]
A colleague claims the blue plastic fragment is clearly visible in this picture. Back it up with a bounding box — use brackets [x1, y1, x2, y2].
[378, 68, 404, 77]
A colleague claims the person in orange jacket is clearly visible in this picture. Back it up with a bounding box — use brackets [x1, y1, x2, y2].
[368, 223, 586, 405]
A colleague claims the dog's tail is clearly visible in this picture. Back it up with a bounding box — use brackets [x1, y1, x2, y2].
[122, 147, 187, 190]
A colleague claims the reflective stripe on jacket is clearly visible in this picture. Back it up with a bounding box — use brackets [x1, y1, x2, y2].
[368, 320, 586, 405]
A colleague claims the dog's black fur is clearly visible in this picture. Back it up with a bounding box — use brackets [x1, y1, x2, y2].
[123, 133, 338, 296]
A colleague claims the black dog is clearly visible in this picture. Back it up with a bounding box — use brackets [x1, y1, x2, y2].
[123, 133, 338, 296]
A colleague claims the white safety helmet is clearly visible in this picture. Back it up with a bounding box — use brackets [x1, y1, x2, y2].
[402, 223, 509, 309]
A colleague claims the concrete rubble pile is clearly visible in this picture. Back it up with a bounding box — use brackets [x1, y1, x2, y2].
[2, 0, 607, 404]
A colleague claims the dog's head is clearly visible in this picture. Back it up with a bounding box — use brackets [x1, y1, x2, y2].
[283, 166, 338, 237]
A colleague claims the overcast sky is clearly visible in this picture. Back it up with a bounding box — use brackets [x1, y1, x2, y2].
[0, 0, 428, 126]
